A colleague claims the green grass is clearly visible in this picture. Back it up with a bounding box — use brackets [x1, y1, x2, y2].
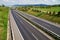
[0, 7, 9, 40]
[32, 6, 60, 12]
[17, 6, 60, 24]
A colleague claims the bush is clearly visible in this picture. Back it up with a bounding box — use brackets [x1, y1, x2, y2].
[47, 11, 51, 15]
[56, 11, 60, 16]
[32, 9, 41, 12]
[51, 11, 55, 16]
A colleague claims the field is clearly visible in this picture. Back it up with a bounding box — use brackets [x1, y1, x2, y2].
[17, 6, 60, 24]
[0, 7, 9, 40]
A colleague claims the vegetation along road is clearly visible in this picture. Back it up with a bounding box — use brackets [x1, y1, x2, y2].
[0, 7, 9, 40]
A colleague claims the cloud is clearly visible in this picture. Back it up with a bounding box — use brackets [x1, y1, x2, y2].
[18, 0, 44, 4]
[44, 0, 47, 1]
[11, 0, 60, 5]
[11, 0, 15, 2]
[2, 0, 60, 5]
[52, 0, 56, 2]
[3, 0, 8, 2]
[3, 0, 15, 2]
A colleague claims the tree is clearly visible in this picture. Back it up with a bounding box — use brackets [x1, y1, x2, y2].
[2, 4, 5, 7]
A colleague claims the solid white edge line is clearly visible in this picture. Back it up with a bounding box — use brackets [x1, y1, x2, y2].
[32, 33, 38, 40]
[10, 10, 24, 40]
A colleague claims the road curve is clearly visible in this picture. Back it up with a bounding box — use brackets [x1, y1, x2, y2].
[11, 10, 50, 40]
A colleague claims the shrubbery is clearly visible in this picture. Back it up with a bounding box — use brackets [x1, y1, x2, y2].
[47, 11, 60, 16]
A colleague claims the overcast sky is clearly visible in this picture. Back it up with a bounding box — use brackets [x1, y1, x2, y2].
[0, 0, 60, 6]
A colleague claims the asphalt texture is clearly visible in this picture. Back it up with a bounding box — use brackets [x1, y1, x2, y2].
[11, 10, 50, 40]
[15, 10, 60, 36]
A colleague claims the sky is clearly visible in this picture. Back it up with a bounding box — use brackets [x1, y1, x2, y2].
[0, 0, 60, 6]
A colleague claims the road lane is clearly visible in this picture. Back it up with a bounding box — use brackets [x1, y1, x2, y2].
[14, 10, 60, 38]
[11, 10, 50, 40]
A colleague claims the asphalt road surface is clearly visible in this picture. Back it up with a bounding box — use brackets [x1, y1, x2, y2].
[14, 10, 60, 37]
[11, 10, 50, 40]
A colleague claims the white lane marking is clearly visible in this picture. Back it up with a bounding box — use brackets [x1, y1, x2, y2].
[30, 23, 55, 40]
[17, 14, 55, 40]
[32, 33, 38, 40]
[17, 14, 38, 40]
[25, 20, 55, 40]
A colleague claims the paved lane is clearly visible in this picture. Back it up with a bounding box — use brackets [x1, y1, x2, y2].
[14, 10, 60, 37]
[11, 10, 50, 40]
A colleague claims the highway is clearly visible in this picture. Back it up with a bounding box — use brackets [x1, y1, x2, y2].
[13, 10, 60, 39]
[11, 10, 50, 40]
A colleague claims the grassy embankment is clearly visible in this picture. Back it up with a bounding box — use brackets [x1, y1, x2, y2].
[0, 7, 9, 40]
[17, 6, 60, 24]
